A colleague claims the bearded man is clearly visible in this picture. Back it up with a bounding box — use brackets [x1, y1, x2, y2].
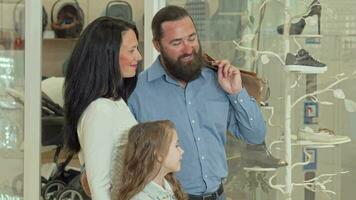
[128, 5, 268, 200]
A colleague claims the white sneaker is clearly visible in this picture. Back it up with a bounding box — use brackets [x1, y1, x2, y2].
[298, 127, 351, 144]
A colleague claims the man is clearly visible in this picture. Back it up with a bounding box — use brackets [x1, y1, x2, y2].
[128, 5, 271, 200]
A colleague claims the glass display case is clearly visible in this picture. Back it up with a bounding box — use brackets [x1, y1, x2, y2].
[1, 1, 25, 199]
[0, 0, 42, 199]
[165, 1, 356, 200]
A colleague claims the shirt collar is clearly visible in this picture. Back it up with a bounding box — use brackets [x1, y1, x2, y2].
[147, 56, 167, 82]
[142, 179, 175, 199]
[147, 55, 211, 83]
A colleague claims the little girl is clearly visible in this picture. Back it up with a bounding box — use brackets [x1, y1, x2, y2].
[112, 120, 186, 200]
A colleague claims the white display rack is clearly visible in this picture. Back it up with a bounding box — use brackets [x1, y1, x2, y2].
[243, 167, 277, 172]
[290, 34, 323, 38]
[284, 65, 327, 74]
[277, 34, 323, 38]
[277, 1, 349, 199]
[232, 1, 352, 199]
[270, 137, 351, 150]
[291, 139, 351, 147]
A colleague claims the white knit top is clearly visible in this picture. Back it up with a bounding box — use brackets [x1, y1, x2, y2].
[77, 98, 137, 200]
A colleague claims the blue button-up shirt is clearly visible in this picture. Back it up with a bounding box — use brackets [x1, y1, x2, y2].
[128, 56, 266, 195]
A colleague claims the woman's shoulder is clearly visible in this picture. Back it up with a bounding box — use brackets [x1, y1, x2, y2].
[90, 97, 118, 106]
[86, 98, 124, 112]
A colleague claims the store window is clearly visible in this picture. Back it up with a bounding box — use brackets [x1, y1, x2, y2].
[166, 0, 356, 200]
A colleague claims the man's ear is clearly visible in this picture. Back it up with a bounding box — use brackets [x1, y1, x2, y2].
[153, 39, 161, 53]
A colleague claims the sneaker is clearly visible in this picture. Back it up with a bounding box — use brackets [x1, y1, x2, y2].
[285, 49, 327, 73]
[298, 127, 351, 144]
[241, 143, 288, 168]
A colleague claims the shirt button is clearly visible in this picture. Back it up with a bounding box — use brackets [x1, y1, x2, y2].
[197, 137, 200, 141]
[240, 99, 243, 103]
[188, 101, 191, 105]
[234, 100, 238, 104]
[204, 175, 208, 178]
[201, 156, 205, 160]
[192, 120, 195, 124]
[250, 118, 253, 121]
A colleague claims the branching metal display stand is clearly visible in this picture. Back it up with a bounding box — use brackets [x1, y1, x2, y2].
[234, 0, 353, 199]
[283, 1, 293, 199]
[268, 1, 350, 199]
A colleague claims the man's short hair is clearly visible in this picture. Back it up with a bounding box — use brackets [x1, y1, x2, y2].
[151, 5, 193, 41]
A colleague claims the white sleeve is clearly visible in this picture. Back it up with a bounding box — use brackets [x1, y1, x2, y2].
[81, 101, 116, 200]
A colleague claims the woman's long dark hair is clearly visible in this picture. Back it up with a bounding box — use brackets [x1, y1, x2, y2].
[63, 16, 140, 153]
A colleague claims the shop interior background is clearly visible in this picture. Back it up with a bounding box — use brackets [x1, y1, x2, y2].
[1, 0, 356, 199]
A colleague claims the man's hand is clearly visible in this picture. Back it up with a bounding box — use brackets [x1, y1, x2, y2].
[214, 60, 243, 95]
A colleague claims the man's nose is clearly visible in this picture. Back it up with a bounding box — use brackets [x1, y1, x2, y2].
[182, 41, 193, 54]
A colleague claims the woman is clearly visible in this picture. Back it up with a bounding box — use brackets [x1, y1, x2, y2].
[63, 16, 142, 200]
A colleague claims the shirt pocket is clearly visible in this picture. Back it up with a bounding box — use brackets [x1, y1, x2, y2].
[202, 100, 229, 132]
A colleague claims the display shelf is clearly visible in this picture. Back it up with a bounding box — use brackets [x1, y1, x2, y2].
[272, 135, 351, 149]
[43, 38, 79, 42]
[284, 65, 327, 74]
[260, 106, 274, 110]
[226, 153, 240, 161]
[291, 34, 322, 38]
[277, 34, 323, 38]
[243, 167, 277, 172]
[0, 149, 23, 159]
[292, 138, 351, 147]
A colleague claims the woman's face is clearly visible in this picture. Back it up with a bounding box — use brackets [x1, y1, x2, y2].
[119, 29, 142, 78]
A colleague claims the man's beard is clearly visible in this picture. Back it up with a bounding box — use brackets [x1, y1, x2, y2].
[160, 47, 204, 83]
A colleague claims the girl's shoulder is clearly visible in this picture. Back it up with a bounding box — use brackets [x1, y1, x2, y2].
[129, 180, 176, 200]
[130, 191, 153, 200]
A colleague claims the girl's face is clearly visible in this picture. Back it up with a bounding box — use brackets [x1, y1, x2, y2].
[162, 130, 184, 173]
[119, 29, 142, 78]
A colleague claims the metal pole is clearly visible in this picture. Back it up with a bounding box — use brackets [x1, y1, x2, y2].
[283, 0, 292, 199]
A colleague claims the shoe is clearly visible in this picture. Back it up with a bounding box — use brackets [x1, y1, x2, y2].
[303, 0, 322, 35]
[277, 18, 306, 35]
[276, 0, 321, 35]
[285, 49, 327, 73]
[241, 143, 288, 168]
[298, 127, 351, 144]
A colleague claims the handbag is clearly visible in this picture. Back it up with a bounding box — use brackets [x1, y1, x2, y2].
[203, 53, 270, 104]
